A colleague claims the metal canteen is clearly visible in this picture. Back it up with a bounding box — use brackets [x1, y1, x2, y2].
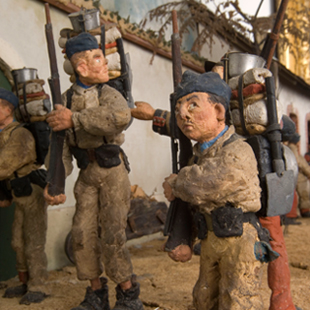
[11, 68, 38, 83]
[69, 8, 100, 32]
[227, 52, 266, 78]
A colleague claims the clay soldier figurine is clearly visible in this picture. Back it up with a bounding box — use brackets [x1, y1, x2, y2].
[44, 32, 143, 310]
[133, 71, 279, 309]
[0, 88, 49, 304]
[286, 131, 310, 218]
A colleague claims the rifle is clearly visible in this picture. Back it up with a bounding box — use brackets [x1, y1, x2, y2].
[260, 0, 289, 69]
[44, 3, 66, 196]
[164, 10, 193, 251]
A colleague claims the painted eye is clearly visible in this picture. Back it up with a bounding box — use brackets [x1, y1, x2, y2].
[189, 102, 197, 111]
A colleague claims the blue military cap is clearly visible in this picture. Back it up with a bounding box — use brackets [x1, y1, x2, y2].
[175, 70, 231, 110]
[289, 132, 300, 144]
[0, 88, 19, 109]
[66, 32, 99, 59]
[281, 115, 296, 142]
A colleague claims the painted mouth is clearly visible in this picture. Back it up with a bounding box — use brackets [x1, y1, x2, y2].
[182, 122, 194, 130]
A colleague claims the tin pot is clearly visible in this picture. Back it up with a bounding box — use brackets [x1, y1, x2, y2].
[227, 52, 266, 78]
[69, 8, 100, 32]
[11, 68, 38, 84]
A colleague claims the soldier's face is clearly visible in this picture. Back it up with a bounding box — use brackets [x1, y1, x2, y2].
[175, 92, 224, 143]
[81, 49, 109, 85]
[0, 101, 13, 129]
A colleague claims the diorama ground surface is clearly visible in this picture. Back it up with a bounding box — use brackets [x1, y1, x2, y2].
[1, 218, 310, 310]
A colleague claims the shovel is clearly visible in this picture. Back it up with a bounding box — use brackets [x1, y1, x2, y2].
[264, 76, 295, 217]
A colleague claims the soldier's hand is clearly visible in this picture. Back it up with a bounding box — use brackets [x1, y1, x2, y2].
[46, 104, 73, 131]
[167, 244, 192, 262]
[44, 185, 66, 206]
[162, 174, 177, 201]
[131, 101, 155, 120]
[0, 199, 12, 208]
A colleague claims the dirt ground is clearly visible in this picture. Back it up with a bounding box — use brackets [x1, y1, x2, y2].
[1, 218, 310, 310]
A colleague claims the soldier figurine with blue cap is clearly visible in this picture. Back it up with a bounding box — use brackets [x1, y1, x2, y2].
[0, 88, 49, 304]
[132, 70, 277, 309]
[44, 32, 143, 310]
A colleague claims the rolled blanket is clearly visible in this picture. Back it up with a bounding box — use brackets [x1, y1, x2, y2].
[229, 68, 272, 90]
[235, 124, 267, 135]
[19, 93, 49, 104]
[18, 99, 48, 116]
[30, 115, 47, 122]
[106, 47, 118, 56]
[58, 36, 67, 49]
[17, 82, 44, 96]
[15, 79, 45, 91]
[105, 27, 122, 44]
[231, 83, 266, 100]
[108, 70, 121, 79]
[107, 52, 121, 71]
[63, 58, 74, 76]
[19, 91, 46, 100]
[231, 98, 282, 130]
[230, 93, 265, 110]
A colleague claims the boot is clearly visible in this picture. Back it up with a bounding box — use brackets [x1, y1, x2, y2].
[19, 291, 48, 305]
[113, 275, 144, 310]
[71, 277, 110, 310]
[3, 284, 27, 298]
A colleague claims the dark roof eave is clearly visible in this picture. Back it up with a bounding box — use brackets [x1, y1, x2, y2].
[38, 0, 310, 91]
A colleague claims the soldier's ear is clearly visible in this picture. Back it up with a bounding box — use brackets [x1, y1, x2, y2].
[75, 61, 88, 78]
[215, 103, 226, 122]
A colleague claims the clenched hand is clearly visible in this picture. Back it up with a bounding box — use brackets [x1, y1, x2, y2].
[46, 104, 73, 131]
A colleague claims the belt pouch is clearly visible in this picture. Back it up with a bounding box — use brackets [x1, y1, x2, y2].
[10, 175, 32, 197]
[69, 146, 90, 170]
[211, 205, 243, 237]
[95, 144, 121, 168]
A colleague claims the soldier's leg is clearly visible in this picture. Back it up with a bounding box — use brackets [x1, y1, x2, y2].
[98, 163, 132, 283]
[72, 177, 102, 281]
[70, 178, 110, 310]
[21, 185, 48, 294]
[98, 163, 143, 310]
[259, 216, 296, 310]
[4, 202, 28, 298]
[192, 236, 220, 310]
[11, 202, 27, 274]
[219, 223, 263, 310]
[297, 181, 310, 217]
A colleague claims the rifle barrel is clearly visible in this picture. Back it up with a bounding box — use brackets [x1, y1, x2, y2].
[45, 3, 51, 24]
[172, 10, 179, 34]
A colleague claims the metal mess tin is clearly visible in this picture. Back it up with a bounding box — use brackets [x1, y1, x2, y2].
[69, 8, 100, 32]
[227, 52, 266, 78]
[11, 68, 38, 83]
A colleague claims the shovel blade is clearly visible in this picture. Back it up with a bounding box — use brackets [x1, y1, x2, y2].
[265, 170, 295, 217]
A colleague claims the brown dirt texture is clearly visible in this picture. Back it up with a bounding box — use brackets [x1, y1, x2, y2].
[1, 218, 310, 310]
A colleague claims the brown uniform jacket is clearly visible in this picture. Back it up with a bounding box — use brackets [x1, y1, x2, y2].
[0, 121, 37, 180]
[168, 126, 262, 214]
[61, 83, 131, 176]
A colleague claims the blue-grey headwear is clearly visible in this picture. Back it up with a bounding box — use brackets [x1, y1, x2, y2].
[175, 70, 231, 110]
[66, 32, 99, 59]
[289, 132, 300, 144]
[0, 88, 18, 109]
[281, 115, 296, 142]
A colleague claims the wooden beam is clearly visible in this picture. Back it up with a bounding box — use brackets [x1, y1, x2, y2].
[37, 0, 204, 73]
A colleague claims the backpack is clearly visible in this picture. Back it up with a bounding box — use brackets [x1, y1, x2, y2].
[14, 121, 50, 166]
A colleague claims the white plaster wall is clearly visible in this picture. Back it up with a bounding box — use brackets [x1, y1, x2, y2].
[0, 0, 180, 270]
[278, 79, 310, 156]
[1, 0, 310, 271]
